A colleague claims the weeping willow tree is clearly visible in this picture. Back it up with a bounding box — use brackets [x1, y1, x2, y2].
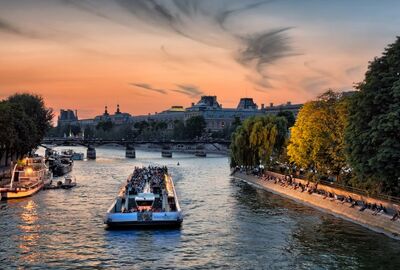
[230, 115, 288, 168]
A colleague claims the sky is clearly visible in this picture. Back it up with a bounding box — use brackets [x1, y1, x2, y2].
[0, 0, 399, 119]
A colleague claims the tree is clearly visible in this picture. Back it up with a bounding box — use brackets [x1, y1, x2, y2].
[230, 115, 288, 168]
[277, 111, 295, 128]
[7, 93, 53, 146]
[185, 116, 206, 139]
[287, 90, 349, 180]
[173, 120, 185, 139]
[345, 37, 400, 195]
[83, 126, 95, 139]
[0, 99, 39, 165]
[96, 120, 113, 132]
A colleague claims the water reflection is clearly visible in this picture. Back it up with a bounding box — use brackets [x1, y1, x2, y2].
[1, 146, 399, 269]
[16, 200, 41, 265]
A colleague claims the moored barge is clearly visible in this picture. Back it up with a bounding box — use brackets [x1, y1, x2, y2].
[0, 157, 52, 200]
[104, 166, 183, 228]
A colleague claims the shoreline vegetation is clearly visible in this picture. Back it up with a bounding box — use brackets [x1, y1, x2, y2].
[230, 37, 400, 199]
[0, 93, 53, 179]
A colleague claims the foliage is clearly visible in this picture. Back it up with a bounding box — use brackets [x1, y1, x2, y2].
[345, 37, 400, 195]
[230, 115, 288, 167]
[96, 120, 114, 131]
[7, 93, 53, 147]
[0, 93, 53, 166]
[172, 120, 186, 139]
[277, 110, 295, 128]
[185, 116, 206, 139]
[287, 90, 349, 178]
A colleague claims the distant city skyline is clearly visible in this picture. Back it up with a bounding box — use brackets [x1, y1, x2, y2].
[0, 0, 399, 119]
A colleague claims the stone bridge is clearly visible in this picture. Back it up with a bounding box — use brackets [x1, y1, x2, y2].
[41, 137, 231, 159]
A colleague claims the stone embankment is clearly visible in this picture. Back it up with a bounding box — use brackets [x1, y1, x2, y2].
[233, 171, 400, 240]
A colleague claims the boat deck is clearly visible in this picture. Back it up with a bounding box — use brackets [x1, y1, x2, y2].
[105, 166, 182, 228]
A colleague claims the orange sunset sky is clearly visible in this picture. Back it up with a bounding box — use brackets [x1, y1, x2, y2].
[0, 0, 399, 119]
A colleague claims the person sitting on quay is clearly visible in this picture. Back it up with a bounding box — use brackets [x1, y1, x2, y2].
[390, 209, 400, 221]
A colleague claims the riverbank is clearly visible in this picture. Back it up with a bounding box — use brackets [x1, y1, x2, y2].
[233, 171, 400, 240]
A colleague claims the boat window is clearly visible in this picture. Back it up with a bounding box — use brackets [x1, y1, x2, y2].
[136, 200, 153, 207]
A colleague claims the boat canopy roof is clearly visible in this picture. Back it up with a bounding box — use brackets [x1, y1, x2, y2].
[135, 193, 155, 201]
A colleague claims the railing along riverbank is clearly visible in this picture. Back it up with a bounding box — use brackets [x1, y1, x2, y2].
[265, 170, 400, 211]
[232, 170, 400, 240]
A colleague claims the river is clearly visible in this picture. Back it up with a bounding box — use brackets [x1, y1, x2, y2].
[1, 146, 399, 269]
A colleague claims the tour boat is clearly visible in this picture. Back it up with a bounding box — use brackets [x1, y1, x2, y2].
[0, 157, 52, 200]
[48, 156, 73, 177]
[195, 150, 207, 157]
[61, 149, 84, 160]
[161, 150, 172, 158]
[104, 166, 183, 228]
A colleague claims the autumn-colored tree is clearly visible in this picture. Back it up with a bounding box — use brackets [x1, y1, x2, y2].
[287, 90, 349, 180]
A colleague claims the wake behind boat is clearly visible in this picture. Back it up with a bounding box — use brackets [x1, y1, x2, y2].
[104, 166, 183, 228]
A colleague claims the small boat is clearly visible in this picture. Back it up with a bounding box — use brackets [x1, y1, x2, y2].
[61, 149, 74, 159]
[104, 166, 183, 228]
[161, 150, 172, 158]
[72, 152, 84, 160]
[195, 150, 207, 157]
[0, 157, 52, 200]
[60, 176, 76, 189]
[49, 157, 73, 177]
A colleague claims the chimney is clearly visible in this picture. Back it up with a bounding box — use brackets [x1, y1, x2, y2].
[191, 102, 195, 107]
[75, 110, 78, 119]
[261, 104, 265, 109]
[270, 102, 274, 107]
[287, 101, 291, 105]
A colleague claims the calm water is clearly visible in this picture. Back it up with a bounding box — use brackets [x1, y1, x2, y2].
[1, 146, 399, 269]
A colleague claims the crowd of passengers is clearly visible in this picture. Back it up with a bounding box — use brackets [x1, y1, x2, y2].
[234, 166, 400, 222]
[126, 166, 167, 195]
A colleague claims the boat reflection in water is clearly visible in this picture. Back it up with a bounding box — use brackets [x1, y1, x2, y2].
[105, 166, 183, 228]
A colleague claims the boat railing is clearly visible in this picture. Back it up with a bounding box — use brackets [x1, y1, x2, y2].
[167, 174, 181, 212]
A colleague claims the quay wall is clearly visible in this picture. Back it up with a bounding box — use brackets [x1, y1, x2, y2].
[233, 171, 400, 240]
[266, 171, 400, 215]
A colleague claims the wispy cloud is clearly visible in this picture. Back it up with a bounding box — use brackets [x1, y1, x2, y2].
[130, 83, 167, 94]
[236, 28, 295, 85]
[130, 82, 204, 98]
[301, 76, 329, 94]
[63, 0, 295, 89]
[0, 18, 39, 38]
[171, 84, 204, 98]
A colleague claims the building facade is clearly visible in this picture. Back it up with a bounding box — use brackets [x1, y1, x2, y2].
[57, 97, 303, 132]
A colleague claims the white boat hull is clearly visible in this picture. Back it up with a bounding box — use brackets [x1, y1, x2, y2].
[105, 211, 183, 227]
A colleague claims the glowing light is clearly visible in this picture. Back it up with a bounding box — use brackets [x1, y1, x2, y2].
[25, 167, 33, 175]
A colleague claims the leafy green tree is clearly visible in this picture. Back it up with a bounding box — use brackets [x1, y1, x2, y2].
[0, 98, 40, 165]
[185, 116, 206, 139]
[96, 120, 113, 131]
[173, 120, 185, 139]
[230, 115, 288, 167]
[83, 126, 95, 139]
[7, 93, 53, 146]
[345, 37, 400, 195]
[277, 111, 295, 128]
[287, 90, 349, 180]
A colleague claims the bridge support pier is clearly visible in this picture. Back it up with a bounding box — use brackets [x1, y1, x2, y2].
[161, 145, 172, 158]
[87, 146, 96, 160]
[125, 144, 136, 158]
